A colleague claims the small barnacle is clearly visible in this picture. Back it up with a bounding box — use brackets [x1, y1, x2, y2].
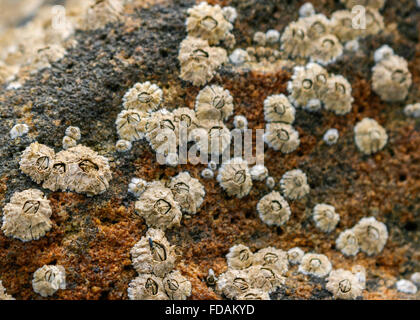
[264, 123, 300, 154]
[116, 139, 132, 152]
[396, 279, 418, 294]
[280, 169, 310, 200]
[1, 189, 52, 242]
[0, 281, 14, 300]
[312, 204, 340, 233]
[237, 289, 270, 300]
[216, 269, 251, 299]
[178, 37, 227, 86]
[323, 128, 339, 145]
[173, 107, 199, 133]
[128, 177, 148, 198]
[351, 265, 366, 289]
[145, 109, 178, 152]
[62, 136, 77, 150]
[222, 6, 237, 23]
[359, 8, 384, 37]
[247, 265, 286, 293]
[249, 165, 268, 181]
[373, 45, 394, 63]
[229, 48, 250, 66]
[10, 123, 29, 139]
[65, 126, 81, 141]
[253, 247, 289, 276]
[116, 110, 149, 142]
[266, 176, 275, 189]
[216, 158, 253, 199]
[266, 30, 280, 44]
[403, 103, 420, 118]
[331, 10, 360, 42]
[32, 265, 66, 297]
[336, 229, 360, 256]
[410, 272, 420, 286]
[81, 0, 123, 30]
[298, 253, 332, 278]
[253, 31, 266, 46]
[299, 2, 316, 17]
[354, 118, 388, 155]
[168, 171, 205, 215]
[233, 115, 248, 131]
[208, 161, 218, 171]
[206, 268, 218, 286]
[195, 85, 234, 121]
[226, 244, 254, 270]
[20, 142, 55, 184]
[201, 168, 214, 179]
[300, 14, 331, 40]
[193, 120, 232, 157]
[323, 74, 353, 114]
[163, 270, 192, 300]
[135, 181, 182, 230]
[353, 217, 388, 255]
[310, 34, 343, 65]
[128, 274, 168, 300]
[257, 191, 291, 227]
[280, 20, 311, 58]
[263, 94, 295, 124]
[186, 2, 233, 45]
[122, 82, 163, 113]
[287, 65, 318, 108]
[326, 269, 364, 300]
[130, 228, 176, 277]
[287, 247, 305, 265]
[340, 0, 386, 10]
[372, 54, 412, 102]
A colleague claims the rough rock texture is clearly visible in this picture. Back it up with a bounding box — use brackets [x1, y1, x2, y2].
[0, 0, 419, 300]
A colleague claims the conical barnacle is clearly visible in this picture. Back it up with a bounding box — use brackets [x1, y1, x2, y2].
[336, 229, 360, 256]
[257, 191, 291, 227]
[233, 115, 248, 131]
[32, 265, 66, 297]
[287, 65, 320, 108]
[253, 247, 289, 276]
[226, 244, 254, 270]
[134, 181, 182, 230]
[298, 253, 332, 278]
[192, 119, 231, 157]
[372, 54, 412, 102]
[122, 81, 163, 113]
[404, 103, 420, 118]
[216, 269, 251, 299]
[145, 109, 178, 153]
[65, 126, 81, 141]
[41, 149, 73, 192]
[128, 274, 168, 300]
[331, 10, 360, 42]
[81, 0, 123, 30]
[229, 48, 250, 66]
[287, 247, 305, 265]
[373, 45, 394, 63]
[0, 281, 14, 300]
[322, 74, 354, 115]
[310, 34, 343, 65]
[237, 289, 270, 300]
[162, 270, 192, 300]
[249, 165, 268, 181]
[264, 123, 300, 154]
[62, 136, 77, 150]
[128, 177, 148, 198]
[167, 171, 205, 215]
[312, 204, 340, 233]
[340, 0, 386, 10]
[359, 8, 384, 37]
[216, 158, 253, 199]
[20, 142, 56, 184]
[396, 279, 417, 294]
[185, 2, 233, 45]
[222, 6, 237, 23]
[130, 228, 176, 277]
[247, 265, 286, 293]
[1, 189, 52, 242]
[280, 169, 310, 200]
[195, 85, 234, 121]
[173, 107, 199, 134]
[306, 62, 329, 95]
[280, 20, 311, 58]
[299, 14, 331, 41]
[354, 118, 388, 155]
[326, 269, 364, 300]
[353, 217, 388, 255]
[263, 94, 295, 124]
[266, 29, 280, 44]
[323, 128, 339, 145]
[10, 123, 29, 139]
[115, 109, 149, 142]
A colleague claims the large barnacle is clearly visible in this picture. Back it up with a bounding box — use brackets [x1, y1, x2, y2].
[326, 269, 364, 300]
[115, 110, 149, 142]
[353, 217, 388, 255]
[163, 270, 192, 300]
[32, 265, 66, 297]
[0, 281, 14, 300]
[128, 274, 168, 300]
[298, 253, 332, 278]
[310, 34, 343, 65]
[20, 142, 55, 184]
[331, 10, 360, 42]
[249, 165, 268, 181]
[253, 247, 289, 276]
[195, 85, 234, 121]
[264, 123, 300, 154]
[81, 0, 123, 30]
[226, 244, 254, 270]
[122, 81, 163, 113]
[323, 75, 354, 115]
[312, 204, 340, 233]
[263, 94, 295, 124]
[257, 191, 291, 227]
[216, 269, 251, 299]
[336, 229, 360, 256]
[217, 158, 253, 199]
[1, 189, 52, 242]
[280, 169, 310, 200]
[354, 118, 388, 155]
[280, 20, 311, 58]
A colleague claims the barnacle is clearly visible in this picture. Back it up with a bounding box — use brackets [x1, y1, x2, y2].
[237, 289, 270, 300]
[263, 94, 295, 124]
[122, 82, 163, 113]
[410, 273, 420, 286]
[266, 176, 275, 189]
[62, 136, 77, 150]
[135, 181, 182, 230]
[233, 115, 248, 131]
[253, 32, 266, 46]
[359, 8, 384, 37]
[404, 103, 420, 118]
[266, 30, 280, 44]
[249, 165, 268, 181]
[128, 274, 168, 300]
[372, 54, 412, 102]
[216, 269, 251, 299]
[186, 2, 233, 45]
[323, 128, 339, 145]
[173, 107, 199, 133]
[304, 99, 322, 112]
[201, 168, 214, 179]
[326, 269, 364, 300]
[81, 0, 123, 30]
[168, 171, 205, 215]
[353, 217, 388, 255]
[130, 228, 176, 277]
[280, 169, 310, 200]
[195, 85, 234, 121]
[229, 48, 250, 66]
[374, 45, 394, 63]
[331, 10, 360, 42]
[226, 244, 254, 270]
[42, 149, 74, 192]
[65, 126, 81, 141]
[192, 120, 231, 157]
[264, 123, 300, 154]
[354, 118, 388, 155]
[145, 109, 178, 153]
[247, 265, 285, 293]
[10, 123, 29, 139]
[32, 265, 66, 297]
[116, 110, 149, 142]
[345, 39, 360, 52]
[396, 279, 417, 294]
[300, 14, 331, 40]
[222, 6, 237, 23]
[298, 253, 332, 278]
[280, 20, 311, 58]
[216, 158, 253, 198]
[323, 72, 352, 112]
[299, 2, 316, 17]
[287, 65, 321, 108]
[116, 140, 133, 152]
[178, 37, 227, 86]
[0, 281, 14, 300]
[310, 34, 343, 65]
[257, 191, 291, 227]
[340, 0, 386, 10]
[128, 177, 148, 198]
[253, 247, 289, 276]
[20, 142, 55, 184]
[287, 247, 305, 265]
[1, 189, 52, 242]
[163, 270, 192, 300]
[312, 204, 340, 233]
[336, 229, 360, 256]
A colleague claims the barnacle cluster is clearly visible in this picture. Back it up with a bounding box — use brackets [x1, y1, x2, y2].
[32, 265, 66, 297]
[354, 118, 388, 155]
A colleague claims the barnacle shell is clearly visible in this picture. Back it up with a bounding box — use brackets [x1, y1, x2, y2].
[32, 265, 66, 297]
[257, 191, 291, 227]
[216, 269, 251, 299]
[115, 139, 132, 152]
[353, 217, 388, 255]
[0, 281, 14, 300]
[226, 244, 254, 270]
[233, 115, 248, 131]
[122, 81, 163, 113]
[298, 253, 332, 278]
[299, 14, 331, 40]
[237, 289, 270, 300]
[128, 177, 148, 197]
[135, 181, 182, 230]
[247, 265, 285, 293]
[396, 279, 418, 294]
[249, 165, 268, 181]
[20, 142, 55, 184]
[299, 2, 316, 17]
[340, 0, 386, 10]
[411, 272, 420, 286]
[253, 32, 266, 46]
[336, 229, 360, 256]
[266, 29, 280, 44]
[253, 247, 289, 276]
[10, 123, 29, 139]
[354, 118, 388, 155]
[217, 158, 253, 199]
[81, 0, 123, 30]
[280, 20, 311, 58]
[326, 269, 364, 300]
[163, 270, 192, 300]
[322, 74, 354, 115]
[331, 10, 360, 42]
[287, 65, 319, 108]
[310, 34, 343, 65]
[195, 85, 234, 121]
[116, 109, 149, 142]
[287, 247, 305, 264]
[312, 204, 340, 233]
[264, 123, 300, 154]
[62, 136, 77, 150]
[168, 171, 205, 215]
[65, 126, 81, 141]
[359, 8, 384, 37]
[41, 149, 73, 192]
[266, 176, 275, 189]
[222, 6, 237, 23]
[323, 128, 339, 145]
[130, 228, 176, 277]
[1, 189, 52, 242]
[374, 45, 395, 63]
[263, 94, 295, 124]
[404, 103, 420, 118]
[173, 107, 199, 134]
[229, 48, 250, 66]
[201, 168, 214, 179]
[280, 169, 310, 200]
[128, 274, 168, 300]
[145, 109, 178, 153]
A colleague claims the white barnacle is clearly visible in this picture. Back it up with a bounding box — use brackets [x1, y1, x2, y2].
[359, 8, 384, 38]
[193, 119, 231, 157]
[249, 165, 268, 181]
[10, 123, 29, 139]
[1, 189, 52, 242]
[123, 81, 163, 113]
[264, 123, 300, 154]
[280, 20, 311, 58]
[229, 48, 250, 66]
[163, 270, 192, 300]
[115, 109, 149, 142]
[354, 118, 388, 155]
[216, 269, 251, 299]
[145, 109, 178, 153]
[404, 103, 420, 118]
[253, 31, 266, 46]
[263, 94, 295, 124]
[266, 29, 280, 44]
[222, 6, 237, 23]
[312, 203, 340, 233]
[374, 45, 395, 63]
[233, 115, 248, 131]
[331, 10, 360, 42]
[20, 142, 56, 184]
[116, 139, 132, 152]
[336, 229, 360, 256]
[298, 253, 332, 278]
[353, 216, 388, 256]
[323, 129, 339, 145]
[257, 191, 291, 227]
[310, 34, 343, 66]
[217, 157, 253, 198]
[253, 247, 289, 276]
[173, 107, 199, 133]
[279, 169, 310, 200]
[396, 279, 417, 294]
[208, 161, 218, 171]
[326, 269, 364, 300]
[0, 281, 14, 300]
[287, 64, 321, 108]
[128, 274, 168, 300]
[62, 136, 77, 150]
[195, 85, 234, 121]
[226, 244, 254, 270]
[345, 39, 360, 52]
[128, 177, 148, 198]
[201, 168, 214, 179]
[266, 176, 275, 189]
[32, 265, 66, 297]
[65, 126, 81, 141]
[299, 2, 316, 17]
[287, 247, 305, 265]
